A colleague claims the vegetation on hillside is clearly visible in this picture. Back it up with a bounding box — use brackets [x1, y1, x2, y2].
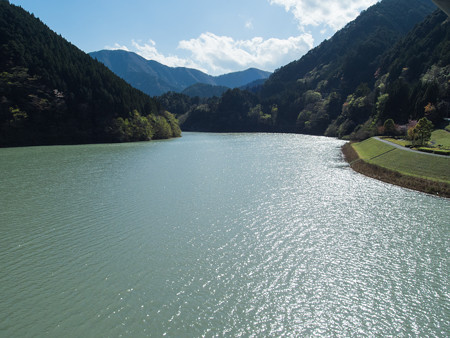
[330, 9, 450, 140]
[181, 83, 229, 98]
[176, 0, 444, 139]
[0, 2, 180, 147]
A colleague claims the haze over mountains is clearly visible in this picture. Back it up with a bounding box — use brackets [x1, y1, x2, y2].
[89, 50, 271, 97]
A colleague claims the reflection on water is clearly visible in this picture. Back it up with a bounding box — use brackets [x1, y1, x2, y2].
[0, 133, 448, 336]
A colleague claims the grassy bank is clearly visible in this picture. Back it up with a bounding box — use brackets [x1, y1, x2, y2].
[342, 138, 450, 198]
[430, 129, 450, 148]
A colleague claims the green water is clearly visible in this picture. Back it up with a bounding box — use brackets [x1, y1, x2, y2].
[0, 133, 448, 336]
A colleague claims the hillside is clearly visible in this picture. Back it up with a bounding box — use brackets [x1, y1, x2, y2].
[182, 83, 229, 98]
[261, 0, 437, 134]
[432, 0, 450, 16]
[262, 0, 435, 97]
[324, 8, 450, 140]
[181, 70, 270, 98]
[90, 50, 271, 96]
[180, 0, 437, 134]
[0, 2, 180, 146]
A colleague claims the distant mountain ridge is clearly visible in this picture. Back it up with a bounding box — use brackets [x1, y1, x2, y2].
[89, 50, 271, 96]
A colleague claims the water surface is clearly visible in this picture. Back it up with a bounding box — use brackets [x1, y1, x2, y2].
[0, 133, 448, 336]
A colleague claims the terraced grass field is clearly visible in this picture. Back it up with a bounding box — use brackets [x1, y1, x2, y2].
[353, 138, 450, 184]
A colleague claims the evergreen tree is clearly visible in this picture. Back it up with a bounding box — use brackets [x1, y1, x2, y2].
[0, 2, 180, 146]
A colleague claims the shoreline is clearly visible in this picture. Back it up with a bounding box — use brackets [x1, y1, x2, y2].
[341, 142, 450, 198]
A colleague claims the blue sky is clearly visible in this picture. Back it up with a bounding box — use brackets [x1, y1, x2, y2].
[10, 0, 380, 75]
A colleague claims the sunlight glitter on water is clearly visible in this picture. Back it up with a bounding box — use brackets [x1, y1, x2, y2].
[0, 133, 448, 337]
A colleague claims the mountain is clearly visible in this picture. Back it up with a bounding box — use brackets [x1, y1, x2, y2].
[0, 2, 180, 147]
[89, 50, 213, 95]
[259, 0, 437, 133]
[314, 7, 450, 139]
[89, 50, 271, 96]
[240, 78, 267, 92]
[360, 9, 450, 128]
[432, 0, 450, 16]
[214, 68, 272, 88]
[182, 83, 229, 98]
[181, 70, 271, 98]
[180, 0, 437, 134]
[291, 0, 449, 140]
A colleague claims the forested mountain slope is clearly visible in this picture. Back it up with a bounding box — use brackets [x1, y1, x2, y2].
[0, 2, 180, 147]
[260, 0, 437, 134]
[180, 0, 437, 134]
[181, 83, 229, 98]
[325, 8, 450, 139]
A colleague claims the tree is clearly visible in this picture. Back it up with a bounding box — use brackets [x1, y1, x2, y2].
[408, 117, 433, 146]
[153, 116, 172, 139]
[376, 93, 389, 118]
[383, 118, 395, 136]
[161, 111, 181, 137]
[424, 102, 439, 124]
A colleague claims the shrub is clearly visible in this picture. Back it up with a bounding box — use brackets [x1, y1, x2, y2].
[383, 118, 396, 136]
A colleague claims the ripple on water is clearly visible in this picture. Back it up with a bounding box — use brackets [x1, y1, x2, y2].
[0, 133, 448, 337]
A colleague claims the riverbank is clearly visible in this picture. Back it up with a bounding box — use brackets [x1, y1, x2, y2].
[342, 140, 450, 198]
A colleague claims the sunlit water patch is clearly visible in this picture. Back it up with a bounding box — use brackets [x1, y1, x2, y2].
[0, 133, 448, 336]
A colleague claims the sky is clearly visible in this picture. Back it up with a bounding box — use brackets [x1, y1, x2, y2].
[9, 0, 380, 75]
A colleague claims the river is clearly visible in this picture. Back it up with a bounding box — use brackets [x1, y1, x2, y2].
[0, 132, 448, 336]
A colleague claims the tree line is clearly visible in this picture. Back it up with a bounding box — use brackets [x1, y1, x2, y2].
[161, 0, 447, 142]
[0, 2, 180, 147]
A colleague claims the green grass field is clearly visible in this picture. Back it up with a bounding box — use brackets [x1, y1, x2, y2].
[353, 138, 395, 159]
[430, 129, 450, 149]
[353, 138, 450, 183]
[382, 129, 450, 149]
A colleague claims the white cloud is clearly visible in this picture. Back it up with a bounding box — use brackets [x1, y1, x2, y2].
[269, 0, 380, 31]
[105, 43, 130, 51]
[130, 40, 205, 71]
[178, 32, 314, 74]
[102, 1, 380, 76]
[106, 33, 314, 75]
